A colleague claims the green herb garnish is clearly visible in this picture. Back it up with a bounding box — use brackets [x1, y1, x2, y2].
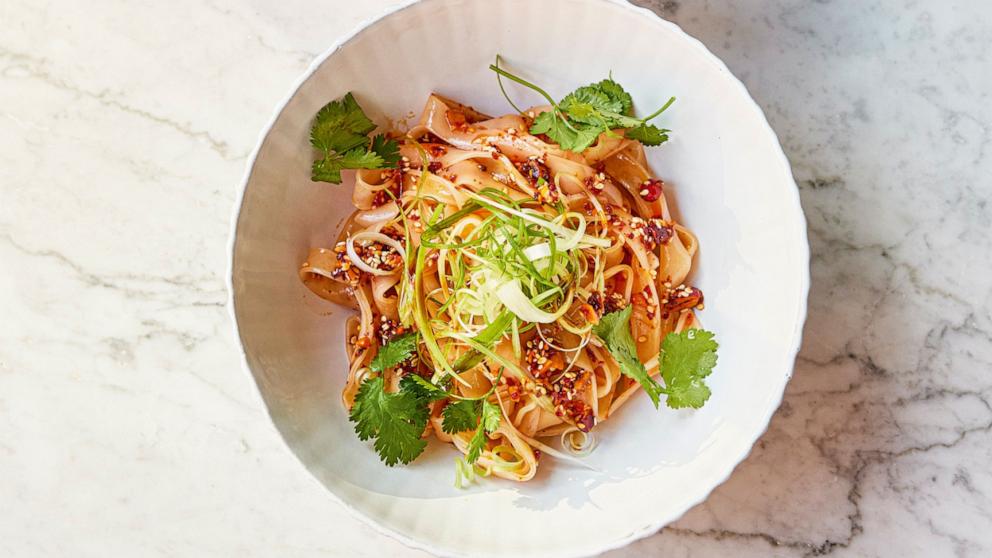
[593, 306, 718, 410]
[310, 92, 400, 184]
[441, 400, 480, 433]
[369, 331, 419, 373]
[592, 306, 665, 406]
[441, 399, 501, 464]
[403, 373, 451, 401]
[490, 57, 674, 152]
[659, 329, 719, 409]
[349, 376, 429, 466]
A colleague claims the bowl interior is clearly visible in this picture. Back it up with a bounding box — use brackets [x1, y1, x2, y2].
[230, 0, 807, 556]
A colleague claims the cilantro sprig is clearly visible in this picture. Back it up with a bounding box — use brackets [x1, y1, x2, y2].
[310, 92, 400, 184]
[490, 57, 675, 152]
[442, 399, 501, 464]
[592, 306, 718, 409]
[350, 334, 431, 466]
[351, 333, 506, 467]
[349, 375, 430, 466]
[592, 306, 665, 406]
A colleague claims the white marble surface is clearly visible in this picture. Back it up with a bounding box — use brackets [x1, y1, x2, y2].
[2, 0, 990, 556]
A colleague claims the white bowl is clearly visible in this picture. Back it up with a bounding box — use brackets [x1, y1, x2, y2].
[228, 0, 809, 556]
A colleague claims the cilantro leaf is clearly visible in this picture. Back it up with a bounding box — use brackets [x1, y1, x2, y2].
[480, 400, 501, 432]
[370, 332, 418, 373]
[529, 110, 556, 135]
[561, 101, 601, 125]
[442, 400, 478, 433]
[311, 157, 344, 184]
[349, 376, 429, 466]
[309, 92, 397, 184]
[559, 84, 645, 132]
[592, 306, 665, 407]
[599, 111, 644, 130]
[659, 329, 718, 409]
[625, 124, 670, 146]
[341, 148, 387, 169]
[529, 110, 573, 144]
[560, 86, 623, 123]
[442, 398, 501, 433]
[466, 423, 488, 464]
[565, 127, 603, 152]
[531, 110, 602, 151]
[530, 107, 599, 152]
[595, 78, 633, 115]
[401, 374, 450, 402]
[442, 398, 502, 463]
[465, 400, 501, 464]
[370, 133, 401, 166]
[310, 92, 376, 153]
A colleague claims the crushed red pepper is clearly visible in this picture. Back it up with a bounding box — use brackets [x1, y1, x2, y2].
[525, 338, 596, 432]
[660, 282, 704, 318]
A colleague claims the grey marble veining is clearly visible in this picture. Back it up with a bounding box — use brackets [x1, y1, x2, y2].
[1, 0, 989, 556]
[623, 1, 992, 556]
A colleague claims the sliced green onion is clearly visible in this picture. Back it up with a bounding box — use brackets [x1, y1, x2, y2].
[448, 331, 527, 379]
[494, 279, 570, 324]
[451, 311, 514, 372]
[463, 190, 611, 248]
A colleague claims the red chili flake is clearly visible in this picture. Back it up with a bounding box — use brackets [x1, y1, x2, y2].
[603, 292, 627, 314]
[427, 144, 447, 158]
[643, 220, 673, 249]
[662, 285, 704, 316]
[525, 341, 564, 379]
[371, 176, 401, 207]
[638, 179, 663, 202]
[427, 161, 442, 173]
[577, 412, 596, 433]
[552, 393, 595, 433]
[517, 158, 551, 185]
[505, 377, 522, 402]
[631, 291, 648, 308]
[587, 292, 603, 315]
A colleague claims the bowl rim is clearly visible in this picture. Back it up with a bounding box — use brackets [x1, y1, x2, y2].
[226, 0, 811, 556]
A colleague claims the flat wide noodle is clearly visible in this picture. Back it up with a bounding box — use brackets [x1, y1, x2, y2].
[301, 94, 705, 481]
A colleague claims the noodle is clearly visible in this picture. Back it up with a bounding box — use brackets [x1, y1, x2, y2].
[300, 94, 706, 481]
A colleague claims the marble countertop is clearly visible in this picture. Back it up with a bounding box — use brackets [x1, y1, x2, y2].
[3, 0, 990, 556]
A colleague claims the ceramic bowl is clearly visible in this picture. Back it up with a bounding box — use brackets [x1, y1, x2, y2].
[229, 0, 809, 556]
